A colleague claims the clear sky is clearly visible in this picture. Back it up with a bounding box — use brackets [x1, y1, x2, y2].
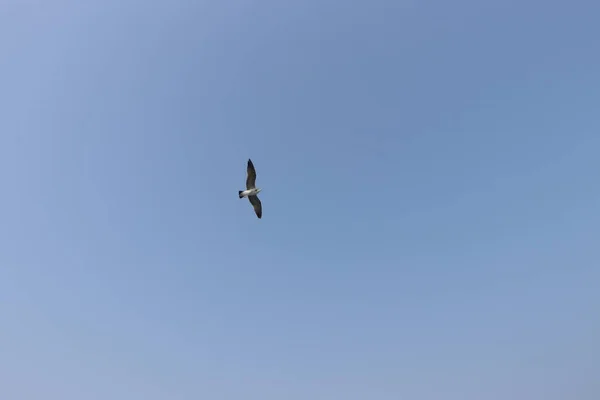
[1, 1, 599, 399]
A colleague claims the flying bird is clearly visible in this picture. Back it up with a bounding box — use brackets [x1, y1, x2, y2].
[238, 158, 262, 219]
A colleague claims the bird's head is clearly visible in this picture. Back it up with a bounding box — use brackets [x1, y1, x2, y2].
[256, 188, 262, 193]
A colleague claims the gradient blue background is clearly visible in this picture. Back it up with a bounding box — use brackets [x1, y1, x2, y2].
[1, 1, 599, 399]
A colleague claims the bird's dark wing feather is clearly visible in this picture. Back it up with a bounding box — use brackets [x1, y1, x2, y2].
[248, 195, 262, 219]
[246, 159, 257, 189]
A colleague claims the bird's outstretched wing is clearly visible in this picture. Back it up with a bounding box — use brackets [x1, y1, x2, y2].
[246, 159, 257, 189]
[248, 195, 262, 219]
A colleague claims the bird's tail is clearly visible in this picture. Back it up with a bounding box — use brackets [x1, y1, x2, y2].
[238, 190, 244, 198]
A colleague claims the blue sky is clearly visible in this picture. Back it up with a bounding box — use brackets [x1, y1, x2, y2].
[1, 1, 599, 399]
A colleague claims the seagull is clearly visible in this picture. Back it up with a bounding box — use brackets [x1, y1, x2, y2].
[238, 158, 262, 219]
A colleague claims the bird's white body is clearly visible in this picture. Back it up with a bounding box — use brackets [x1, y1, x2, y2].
[239, 188, 261, 198]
